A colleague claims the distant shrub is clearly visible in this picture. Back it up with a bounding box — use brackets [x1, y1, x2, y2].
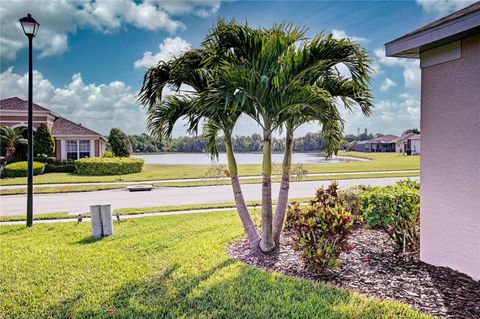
[3, 161, 45, 177]
[103, 150, 114, 158]
[360, 181, 420, 252]
[75, 157, 143, 175]
[108, 128, 132, 157]
[288, 182, 353, 273]
[33, 123, 55, 155]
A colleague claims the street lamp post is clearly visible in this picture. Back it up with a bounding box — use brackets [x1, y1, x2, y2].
[19, 13, 40, 227]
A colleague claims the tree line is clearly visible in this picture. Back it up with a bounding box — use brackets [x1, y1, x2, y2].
[127, 132, 333, 153]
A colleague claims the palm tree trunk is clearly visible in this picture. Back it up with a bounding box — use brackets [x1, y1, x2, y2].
[259, 130, 276, 253]
[225, 136, 260, 250]
[273, 126, 294, 245]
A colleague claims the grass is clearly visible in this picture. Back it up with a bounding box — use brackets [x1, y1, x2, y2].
[0, 212, 71, 222]
[0, 184, 127, 196]
[0, 212, 431, 318]
[0, 152, 419, 186]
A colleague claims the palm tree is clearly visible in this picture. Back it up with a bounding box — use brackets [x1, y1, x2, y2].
[205, 22, 373, 252]
[1, 126, 27, 167]
[139, 48, 261, 249]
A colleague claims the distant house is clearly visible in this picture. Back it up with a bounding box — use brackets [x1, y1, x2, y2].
[0, 97, 106, 160]
[391, 133, 421, 154]
[352, 134, 398, 152]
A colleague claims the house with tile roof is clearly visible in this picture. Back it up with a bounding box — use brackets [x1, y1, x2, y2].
[0, 97, 107, 160]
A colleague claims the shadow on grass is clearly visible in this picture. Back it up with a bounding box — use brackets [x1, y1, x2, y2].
[41, 258, 427, 319]
[75, 235, 108, 245]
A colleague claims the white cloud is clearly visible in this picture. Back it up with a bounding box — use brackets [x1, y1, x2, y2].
[0, 67, 146, 134]
[416, 0, 476, 16]
[331, 29, 368, 43]
[134, 37, 192, 69]
[374, 48, 420, 89]
[380, 78, 397, 92]
[0, 0, 221, 61]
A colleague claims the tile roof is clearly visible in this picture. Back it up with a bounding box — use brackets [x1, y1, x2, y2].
[1, 97, 105, 139]
[0, 97, 50, 112]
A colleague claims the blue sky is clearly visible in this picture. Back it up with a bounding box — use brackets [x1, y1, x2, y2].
[0, 0, 475, 136]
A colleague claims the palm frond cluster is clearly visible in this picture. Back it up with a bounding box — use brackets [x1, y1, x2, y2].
[138, 19, 373, 253]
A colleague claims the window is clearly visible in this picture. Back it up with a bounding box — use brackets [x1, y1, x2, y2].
[66, 140, 91, 160]
[79, 140, 90, 158]
[66, 140, 78, 160]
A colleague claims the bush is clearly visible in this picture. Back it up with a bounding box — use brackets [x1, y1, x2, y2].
[108, 128, 132, 157]
[288, 182, 353, 273]
[360, 181, 420, 252]
[33, 123, 55, 155]
[3, 161, 45, 177]
[75, 157, 144, 175]
[103, 150, 114, 158]
[338, 185, 370, 223]
[44, 164, 76, 173]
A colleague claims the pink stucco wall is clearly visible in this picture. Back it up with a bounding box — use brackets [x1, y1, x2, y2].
[420, 33, 480, 280]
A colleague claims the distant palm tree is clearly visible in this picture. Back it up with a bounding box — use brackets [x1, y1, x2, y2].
[1, 126, 27, 167]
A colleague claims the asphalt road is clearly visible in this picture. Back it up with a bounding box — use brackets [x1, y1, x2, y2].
[0, 177, 418, 216]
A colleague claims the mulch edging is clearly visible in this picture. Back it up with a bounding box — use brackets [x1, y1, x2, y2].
[228, 226, 480, 319]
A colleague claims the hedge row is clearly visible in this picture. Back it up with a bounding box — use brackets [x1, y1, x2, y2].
[74, 157, 144, 175]
[3, 161, 45, 178]
[44, 164, 76, 173]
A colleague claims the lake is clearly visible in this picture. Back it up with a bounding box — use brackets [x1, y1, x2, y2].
[133, 152, 357, 165]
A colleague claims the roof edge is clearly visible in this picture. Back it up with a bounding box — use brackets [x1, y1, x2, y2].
[385, 3, 480, 58]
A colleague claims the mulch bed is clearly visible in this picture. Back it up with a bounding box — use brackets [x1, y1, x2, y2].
[229, 225, 480, 318]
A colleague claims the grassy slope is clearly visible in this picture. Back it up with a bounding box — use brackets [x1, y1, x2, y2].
[0, 152, 419, 186]
[0, 212, 431, 319]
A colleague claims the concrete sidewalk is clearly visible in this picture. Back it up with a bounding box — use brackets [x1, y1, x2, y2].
[0, 176, 418, 216]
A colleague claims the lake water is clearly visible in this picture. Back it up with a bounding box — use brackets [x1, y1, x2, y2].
[133, 152, 356, 165]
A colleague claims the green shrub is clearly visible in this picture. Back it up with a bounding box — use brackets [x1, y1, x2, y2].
[395, 178, 420, 190]
[288, 182, 353, 273]
[44, 164, 76, 173]
[103, 150, 114, 158]
[75, 157, 144, 175]
[3, 161, 45, 177]
[338, 185, 370, 223]
[360, 181, 420, 252]
[33, 123, 55, 155]
[108, 128, 132, 157]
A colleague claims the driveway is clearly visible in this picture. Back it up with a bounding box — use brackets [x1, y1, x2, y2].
[0, 177, 418, 216]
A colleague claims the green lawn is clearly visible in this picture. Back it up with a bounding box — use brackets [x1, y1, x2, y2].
[0, 212, 431, 318]
[0, 152, 419, 186]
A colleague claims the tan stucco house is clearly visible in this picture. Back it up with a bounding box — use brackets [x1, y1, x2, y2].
[386, 3, 480, 280]
[0, 97, 106, 160]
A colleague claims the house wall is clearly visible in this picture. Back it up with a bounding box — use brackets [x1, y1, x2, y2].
[420, 33, 480, 280]
[411, 140, 421, 154]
